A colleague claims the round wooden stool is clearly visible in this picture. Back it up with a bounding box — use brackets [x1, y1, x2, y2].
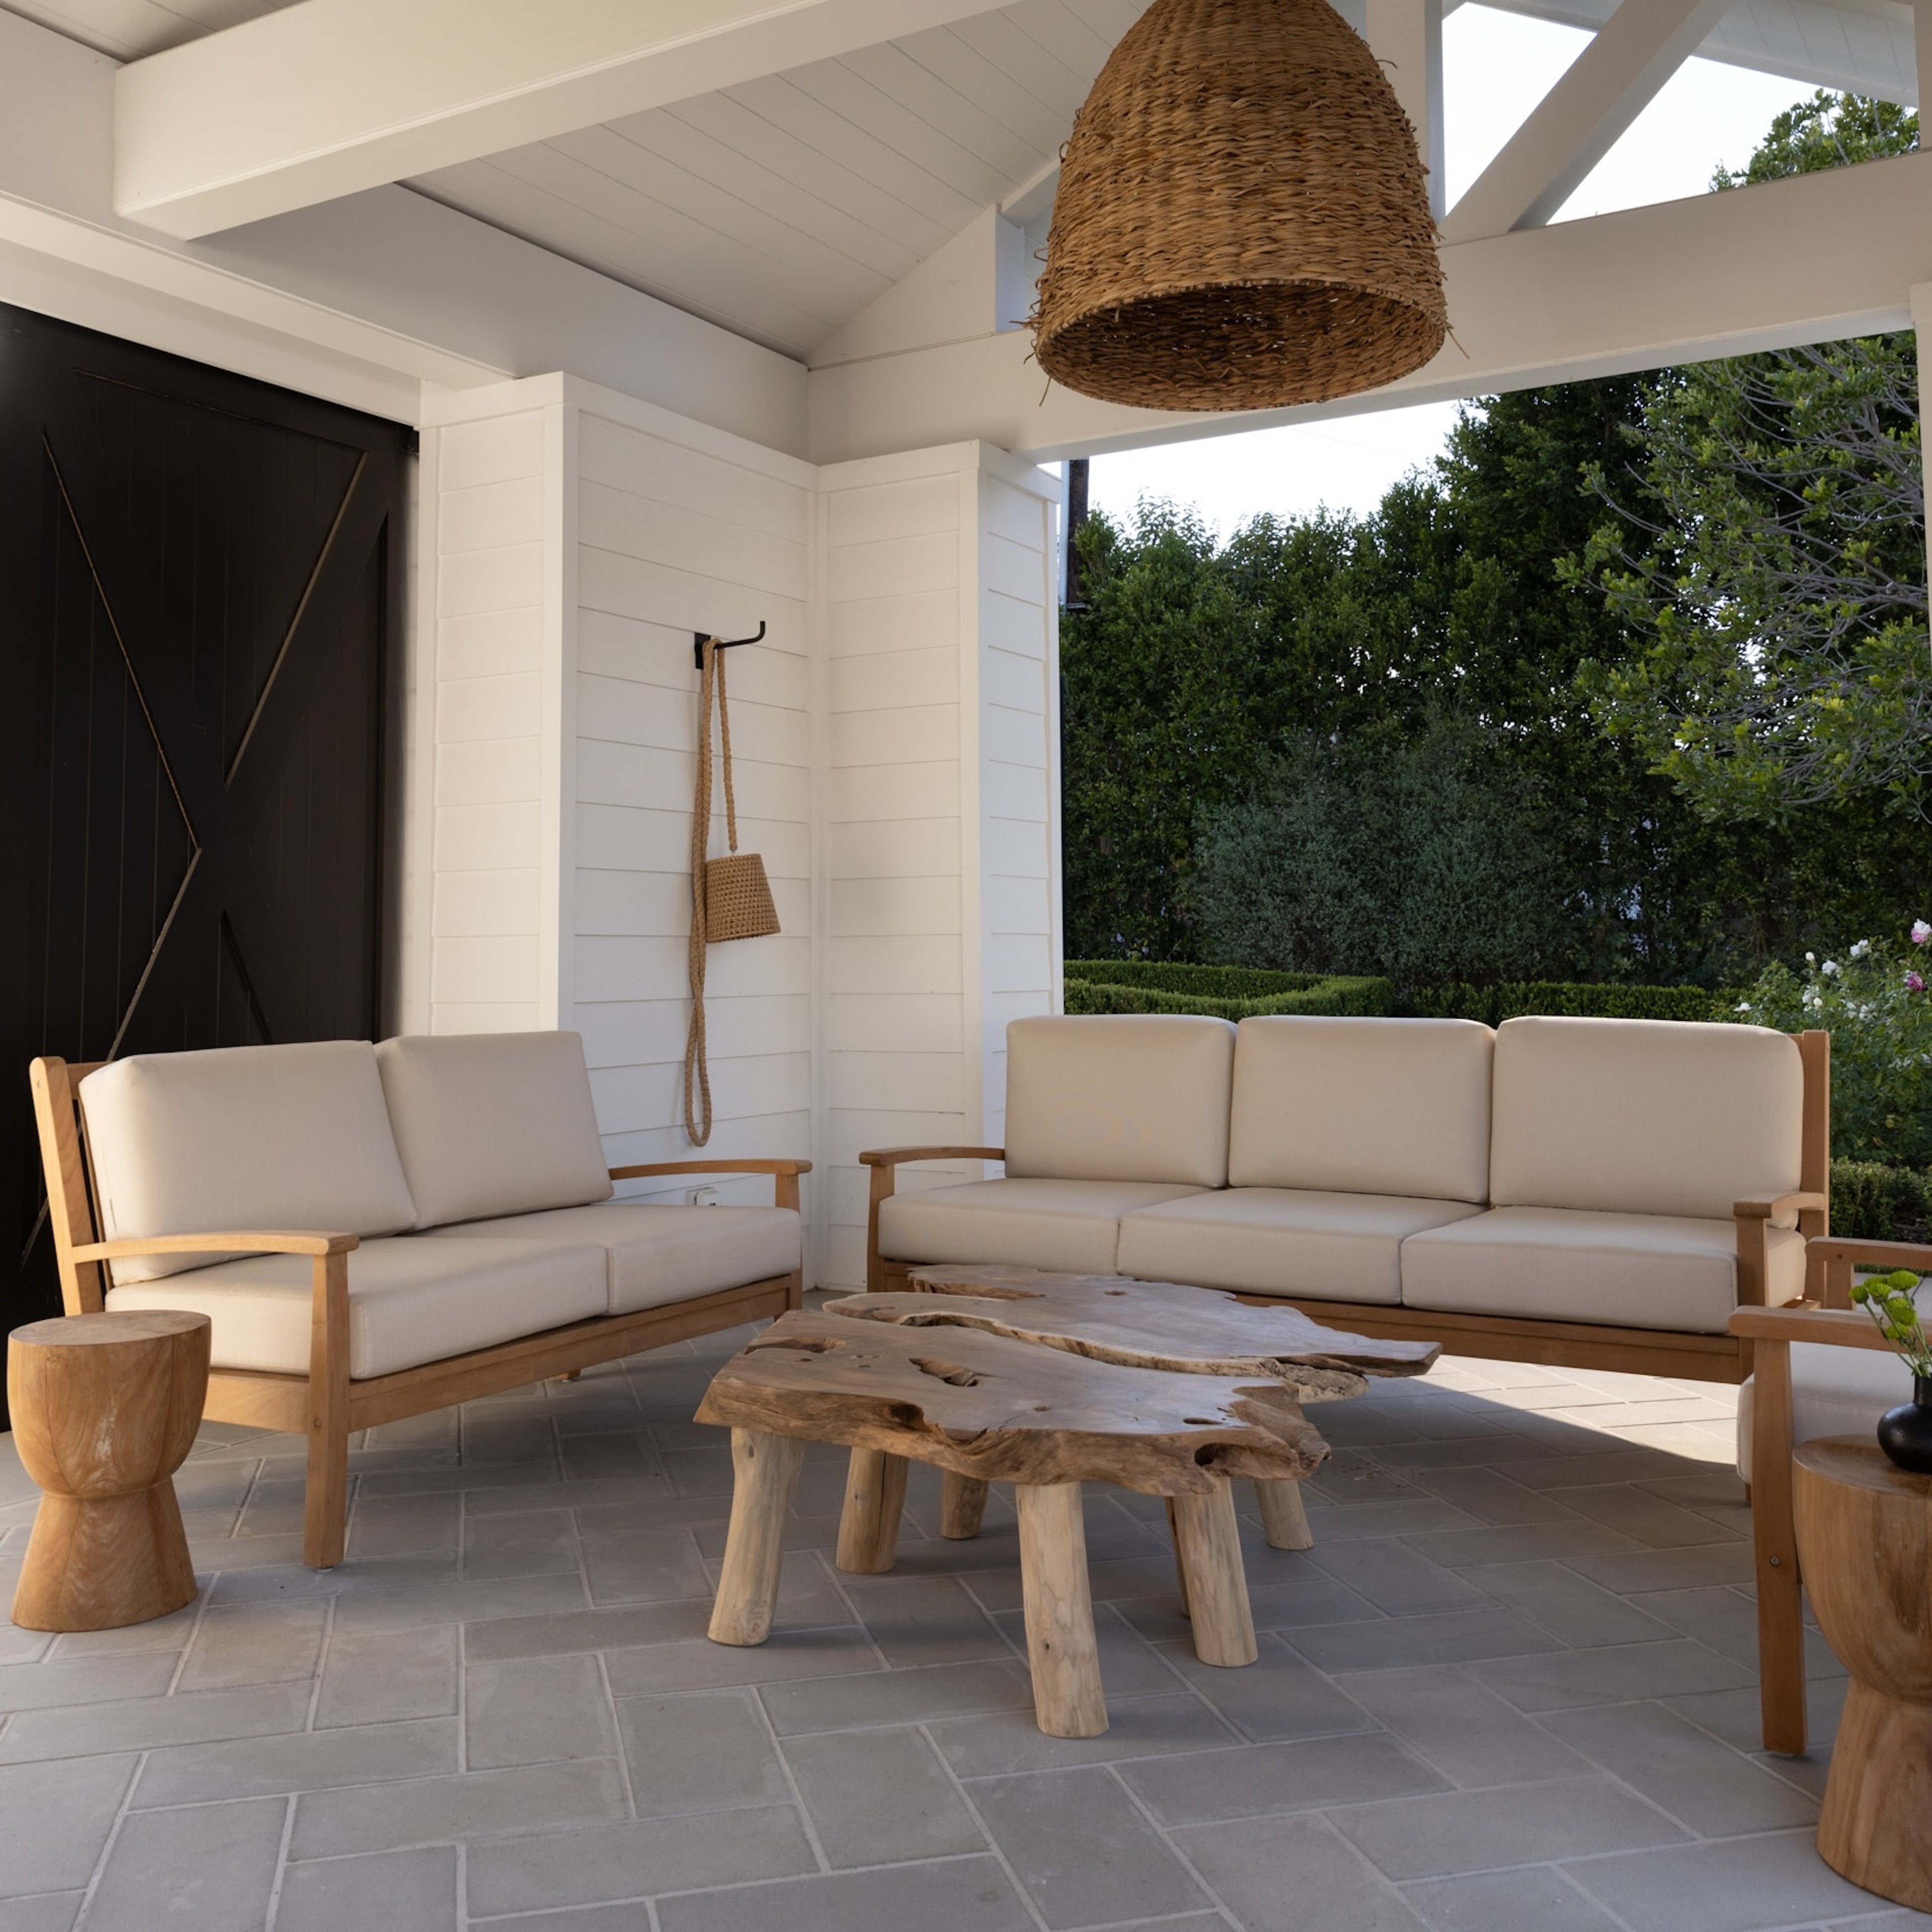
[8, 1311, 210, 1632]
[1793, 1437, 1932, 1914]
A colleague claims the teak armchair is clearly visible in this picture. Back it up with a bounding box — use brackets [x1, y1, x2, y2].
[1731, 1234, 1926, 1755]
[30, 1056, 808, 1570]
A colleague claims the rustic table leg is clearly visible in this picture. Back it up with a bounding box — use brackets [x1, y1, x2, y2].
[709, 1428, 805, 1646]
[940, 1472, 990, 1540]
[1016, 1482, 1107, 1738]
[1163, 1498, 1191, 1619]
[836, 1446, 909, 1573]
[1255, 1478, 1314, 1551]
[1170, 1485, 1258, 1666]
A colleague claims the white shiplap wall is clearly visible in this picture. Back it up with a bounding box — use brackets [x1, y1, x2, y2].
[412, 388, 568, 1037]
[818, 442, 1062, 1287]
[414, 387, 1059, 1286]
[570, 387, 816, 1227]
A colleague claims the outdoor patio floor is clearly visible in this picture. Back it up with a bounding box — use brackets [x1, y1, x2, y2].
[1, 1303, 1926, 1932]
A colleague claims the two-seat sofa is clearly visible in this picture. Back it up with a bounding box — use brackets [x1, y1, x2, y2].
[865, 1012, 1829, 1381]
[31, 1031, 807, 1568]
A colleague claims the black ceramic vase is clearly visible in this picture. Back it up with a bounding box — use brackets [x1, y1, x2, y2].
[1876, 1376, 1932, 1474]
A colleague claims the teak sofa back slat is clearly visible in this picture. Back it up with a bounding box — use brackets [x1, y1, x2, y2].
[29, 1056, 808, 1570]
[862, 1027, 1831, 1386]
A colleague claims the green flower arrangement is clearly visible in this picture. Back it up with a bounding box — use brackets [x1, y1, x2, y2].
[1849, 1269, 1932, 1378]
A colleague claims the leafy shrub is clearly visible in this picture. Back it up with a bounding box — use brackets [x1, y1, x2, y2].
[1191, 718, 1570, 986]
[1402, 982, 1735, 1025]
[1829, 1159, 1932, 1243]
[1736, 926, 1932, 1165]
[1063, 961, 1392, 1020]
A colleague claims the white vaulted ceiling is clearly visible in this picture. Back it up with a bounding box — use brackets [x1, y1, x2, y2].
[409, 0, 1148, 358]
[0, 0, 1916, 364]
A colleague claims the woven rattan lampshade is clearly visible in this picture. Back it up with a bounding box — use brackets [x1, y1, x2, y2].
[1033, 0, 1446, 411]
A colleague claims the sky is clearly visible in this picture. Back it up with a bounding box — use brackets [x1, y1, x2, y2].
[1086, 5, 1817, 538]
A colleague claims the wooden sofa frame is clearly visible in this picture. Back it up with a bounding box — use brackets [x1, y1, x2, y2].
[30, 1056, 808, 1572]
[862, 1029, 1831, 1387]
[1731, 1233, 1924, 1756]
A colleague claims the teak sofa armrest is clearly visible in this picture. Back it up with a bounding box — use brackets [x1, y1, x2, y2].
[1732, 1191, 1830, 1308]
[1732, 1191, 1827, 1223]
[860, 1147, 1004, 1294]
[607, 1159, 812, 1213]
[1800, 1234, 1932, 1311]
[1728, 1303, 1892, 1350]
[859, 1147, 1004, 1167]
[72, 1231, 361, 1261]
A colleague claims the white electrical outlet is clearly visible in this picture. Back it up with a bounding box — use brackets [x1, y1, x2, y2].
[684, 1186, 721, 1208]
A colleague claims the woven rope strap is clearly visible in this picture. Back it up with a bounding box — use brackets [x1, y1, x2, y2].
[683, 639, 720, 1146]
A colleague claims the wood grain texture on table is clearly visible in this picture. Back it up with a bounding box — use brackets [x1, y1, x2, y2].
[694, 1308, 1328, 1494]
[835, 1266, 1438, 1399]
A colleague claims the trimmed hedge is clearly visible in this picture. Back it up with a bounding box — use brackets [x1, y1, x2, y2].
[1401, 982, 1737, 1026]
[1062, 960, 1392, 1021]
[1828, 1159, 1932, 1244]
[1063, 962, 1734, 1026]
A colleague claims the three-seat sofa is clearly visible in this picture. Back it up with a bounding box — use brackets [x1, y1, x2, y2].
[864, 1012, 1829, 1381]
[31, 1030, 806, 1568]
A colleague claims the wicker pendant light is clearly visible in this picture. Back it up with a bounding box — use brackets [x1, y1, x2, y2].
[1033, 0, 1446, 412]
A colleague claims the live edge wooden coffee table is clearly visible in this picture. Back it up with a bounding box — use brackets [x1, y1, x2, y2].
[696, 1268, 1437, 1737]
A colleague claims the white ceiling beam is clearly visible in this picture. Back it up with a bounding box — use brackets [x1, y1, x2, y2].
[1438, 0, 1731, 243]
[114, 0, 1014, 239]
[1364, 0, 1445, 220]
[808, 147, 1932, 462]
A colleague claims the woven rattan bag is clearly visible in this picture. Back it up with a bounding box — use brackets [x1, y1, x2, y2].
[683, 637, 779, 1144]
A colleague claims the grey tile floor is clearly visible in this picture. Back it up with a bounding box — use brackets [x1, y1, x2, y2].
[1, 1306, 1926, 1932]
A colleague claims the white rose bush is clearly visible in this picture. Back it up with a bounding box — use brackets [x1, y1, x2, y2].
[1738, 922, 1932, 1164]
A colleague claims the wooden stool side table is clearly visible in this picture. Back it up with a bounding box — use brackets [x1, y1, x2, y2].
[1792, 1437, 1932, 1914]
[8, 1310, 210, 1632]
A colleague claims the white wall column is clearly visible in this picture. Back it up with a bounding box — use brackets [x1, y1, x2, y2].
[412, 374, 821, 1261]
[817, 442, 1063, 1287]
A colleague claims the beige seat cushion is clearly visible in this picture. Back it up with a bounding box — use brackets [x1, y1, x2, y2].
[1005, 1015, 1237, 1187]
[104, 1236, 606, 1379]
[1401, 1205, 1805, 1334]
[1736, 1340, 1916, 1479]
[878, 1178, 1208, 1274]
[376, 1031, 613, 1228]
[1229, 1016, 1493, 1202]
[79, 1042, 417, 1284]
[1118, 1188, 1486, 1305]
[418, 1202, 800, 1314]
[1490, 1017, 1804, 1220]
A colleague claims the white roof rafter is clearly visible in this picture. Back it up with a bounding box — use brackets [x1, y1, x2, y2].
[1440, 0, 1736, 241]
[113, 0, 1021, 238]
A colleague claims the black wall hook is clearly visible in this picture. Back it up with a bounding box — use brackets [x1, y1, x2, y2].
[693, 622, 766, 669]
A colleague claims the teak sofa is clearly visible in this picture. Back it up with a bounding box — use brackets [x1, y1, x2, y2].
[865, 1013, 1829, 1383]
[31, 1031, 808, 1570]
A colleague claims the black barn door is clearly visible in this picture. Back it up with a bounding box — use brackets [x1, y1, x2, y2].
[0, 303, 410, 1350]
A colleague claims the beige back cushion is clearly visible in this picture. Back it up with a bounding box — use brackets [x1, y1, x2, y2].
[1004, 1015, 1237, 1187]
[80, 1042, 417, 1283]
[1229, 1016, 1494, 1202]
[376, 1031, 613, 1228]
[1490, 1016, 1803, 1219]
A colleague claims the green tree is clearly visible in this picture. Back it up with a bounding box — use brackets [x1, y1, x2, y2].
[1060, 93, 1932, 978]
[1575, 94, 1927, 822]
[1193, 716, 1570, 982]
